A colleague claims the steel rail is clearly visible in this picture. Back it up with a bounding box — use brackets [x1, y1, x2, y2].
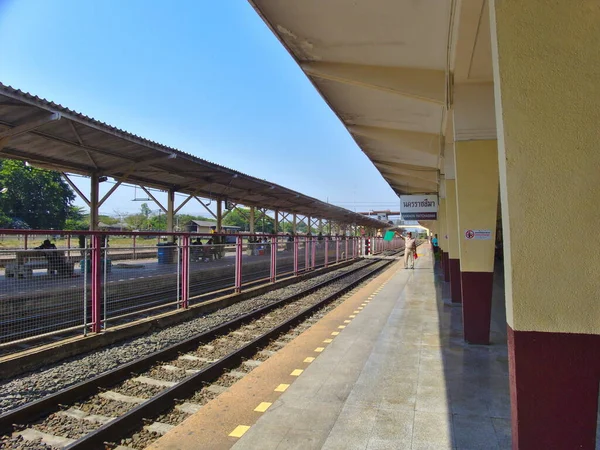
[65, 256, 396, 449]
[0, 255, 396, 436]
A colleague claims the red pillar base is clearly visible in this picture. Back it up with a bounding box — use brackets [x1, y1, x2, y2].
[448, 258, 462, 303]
[508, 326, 600, 449]
[461, 271, 493, 344]
[442, 252, 450, 282]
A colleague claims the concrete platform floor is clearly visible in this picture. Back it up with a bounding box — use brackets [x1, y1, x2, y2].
[229, 248, 512, 450]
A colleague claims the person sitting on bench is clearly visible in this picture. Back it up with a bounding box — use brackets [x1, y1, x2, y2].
[35, 239, 71, 276]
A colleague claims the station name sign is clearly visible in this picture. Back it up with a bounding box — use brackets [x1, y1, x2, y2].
[400, 195, 438, 220]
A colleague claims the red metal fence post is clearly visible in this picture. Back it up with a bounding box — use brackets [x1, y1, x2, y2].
[24, 234, 28, 250]
[91, 234, 102, 333]
[345, 238, 349, 261]
[181, 235, 189, 308]
[311, 237, 316, 269]
[324, 237, 329, 267]
[270, 236, 277, 282]
[235, 236, 243, 292]
[336, 238, 339, 263]
[293, 236, 299, 276]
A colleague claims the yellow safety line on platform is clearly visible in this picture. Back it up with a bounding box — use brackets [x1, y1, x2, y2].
[331, 331, 340, 336]
[314, 347, 325, 352]
[254, 402, 272, 413]
[229, 425, 251, 438]
[338, 325, 346, 329]
[274, 384, 289, 392]
[304, 357, 315, 363]
[353, 310, 360, 314]
[344, 320, 351, 324]
[349, 315, 356, 318]
[323, 339, 333, 343]
[290, 369, 303, 376]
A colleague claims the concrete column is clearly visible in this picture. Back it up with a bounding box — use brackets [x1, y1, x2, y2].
[438, 197, 450, 281]
[445, 179, 461, 303]
[491, 1, 600, 448]
[89, 174, 99, 231]
[454, 140, 499, 344]
[216, 199, 222, 231]
[167, 188, 175, 241]
[249, 207, 255, 233]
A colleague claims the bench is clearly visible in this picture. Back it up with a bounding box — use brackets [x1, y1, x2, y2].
[5, 250, 74, 278]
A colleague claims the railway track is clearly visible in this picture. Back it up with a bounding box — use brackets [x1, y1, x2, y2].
[0, 253, 399, 449]
[0, 260, 333, 354]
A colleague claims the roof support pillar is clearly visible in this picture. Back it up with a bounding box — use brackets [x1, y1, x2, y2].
[274, 209, 279, 234]
[249, 207, 255, 233]
[454, 139, 499, 344]
[490, 2, 600, 448]
[216, 199, 222, 231]
[167, 188, 175, 241]
[292, 214, 297, 234]
[89, 174, 99, 231]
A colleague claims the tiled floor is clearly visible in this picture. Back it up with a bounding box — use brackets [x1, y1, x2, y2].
[232, 249, 513, 450]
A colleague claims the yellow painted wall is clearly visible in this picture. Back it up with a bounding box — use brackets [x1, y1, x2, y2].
[454, 140, 499, 272]
[445, 180, 460, 259]
[490, 0, 600, 334]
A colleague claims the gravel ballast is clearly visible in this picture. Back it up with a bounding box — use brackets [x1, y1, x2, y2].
[0, 260, 376, 414]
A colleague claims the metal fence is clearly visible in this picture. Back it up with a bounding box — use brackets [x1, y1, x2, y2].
[0, 230, 403, 346]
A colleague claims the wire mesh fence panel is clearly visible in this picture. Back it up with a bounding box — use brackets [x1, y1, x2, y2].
[240, 237, 272, 285]
[0, 237, 88, 345]
[102, 236, 179, 327]
[188, 240, 236, 306]
[297, 238, 307, 272]
[314, 238, 326, 268]
[276, 236, 294, 277]
[325, 239, 335, 265]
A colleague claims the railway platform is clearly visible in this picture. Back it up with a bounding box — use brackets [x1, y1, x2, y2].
[148, 246, 515, 450]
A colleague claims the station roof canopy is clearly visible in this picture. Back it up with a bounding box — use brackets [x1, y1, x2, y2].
[0, 83, 389, 228]
[249, 0, 491, 197]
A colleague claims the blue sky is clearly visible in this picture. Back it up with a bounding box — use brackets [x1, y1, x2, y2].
[0, 0, 400, 219]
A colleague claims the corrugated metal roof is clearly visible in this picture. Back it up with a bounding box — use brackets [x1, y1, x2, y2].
[0, 83, 388, 229]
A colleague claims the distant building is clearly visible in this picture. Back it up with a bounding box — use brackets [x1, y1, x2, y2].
[185, 220, 240, 234]
[98, 221, 130, 231]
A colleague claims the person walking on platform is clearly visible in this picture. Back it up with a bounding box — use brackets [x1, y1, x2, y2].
[398, 231, 417, 269]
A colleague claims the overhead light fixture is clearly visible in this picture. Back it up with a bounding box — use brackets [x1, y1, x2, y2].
[98, 176, 108, 183]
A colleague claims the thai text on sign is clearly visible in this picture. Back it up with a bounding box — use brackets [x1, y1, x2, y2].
[400, 195, 438, 220]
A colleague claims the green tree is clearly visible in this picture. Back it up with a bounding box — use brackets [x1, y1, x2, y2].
[223, 207, 250, 230]
[64, 206, 89, 230]
[125, 213, 146, 230]
[98, 214, 119, 225]
[0, 160, 75, 229]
